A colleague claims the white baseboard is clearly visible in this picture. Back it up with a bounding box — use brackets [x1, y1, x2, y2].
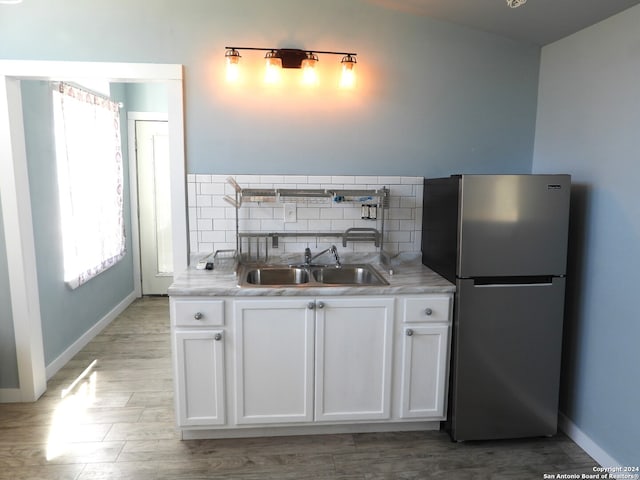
[0, 388, 22, 403]
[559, 412, 621, 468]
[182, 421, 440, 440]
[45, 291, 138, 380]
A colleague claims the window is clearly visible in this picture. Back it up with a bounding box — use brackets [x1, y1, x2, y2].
[52, 83, 125, 289]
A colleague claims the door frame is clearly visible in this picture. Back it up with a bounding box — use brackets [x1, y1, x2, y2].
[127, 112, 170, 298]
[0, 60, 186, 402]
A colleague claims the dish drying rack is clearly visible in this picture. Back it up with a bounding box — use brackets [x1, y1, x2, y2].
[223, 177, 390, 262]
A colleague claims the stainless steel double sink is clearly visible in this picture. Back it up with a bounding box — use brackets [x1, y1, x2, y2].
[237, 264, 389, 287]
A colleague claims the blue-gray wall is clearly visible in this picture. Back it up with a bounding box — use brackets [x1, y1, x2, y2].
[0, 199, 19, 389]
[124, 83, 168, 113]
[0, 0, 540, 176]
[533, 5, 640, 466]
[21, 81, 135, 366]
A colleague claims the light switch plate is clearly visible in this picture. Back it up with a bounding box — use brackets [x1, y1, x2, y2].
[283, 203, 296, 222]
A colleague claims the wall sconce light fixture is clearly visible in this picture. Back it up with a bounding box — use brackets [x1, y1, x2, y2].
[224, 47, 358, 88]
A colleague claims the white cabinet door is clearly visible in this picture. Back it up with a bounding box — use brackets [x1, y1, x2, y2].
[234, 299, 315, 424]
[174, 330, 225, 426]
[399, 324, 450, 419]
[315, 297, 395, 422]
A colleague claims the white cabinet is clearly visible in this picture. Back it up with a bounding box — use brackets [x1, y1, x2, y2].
[234, 297, 394, 425]
[399, 324, 449, 419]
[174, 330, 226, 426]
[403, 296, 451, 324]
[233, 299, 315, 424]
[173, 298, 224, 327]
[315, 297, 394, 422]
[172, 298, 226, 427]
[398, 296, 452, 420]
[170, 291, 453, 435]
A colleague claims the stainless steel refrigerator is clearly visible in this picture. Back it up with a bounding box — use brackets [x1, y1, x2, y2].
[421, 174, 571, 441]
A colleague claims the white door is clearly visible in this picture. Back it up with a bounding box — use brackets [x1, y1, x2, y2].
[174, 330, 226, 426]
[233, 299, 315, 424]
[399, 324, 450, 419]
[136, 120, 173, 294]
[315, 297, 394, 422]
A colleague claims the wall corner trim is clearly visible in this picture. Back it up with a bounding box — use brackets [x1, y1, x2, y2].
[558, 412, 621, 468]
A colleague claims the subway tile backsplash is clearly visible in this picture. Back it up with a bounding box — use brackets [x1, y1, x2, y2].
[187, 175, 423, 257]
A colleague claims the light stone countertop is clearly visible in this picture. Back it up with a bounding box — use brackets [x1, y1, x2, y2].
[168, 254, 455, 297]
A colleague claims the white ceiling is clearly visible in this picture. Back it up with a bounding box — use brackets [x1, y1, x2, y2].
[366, 0, 640, 45]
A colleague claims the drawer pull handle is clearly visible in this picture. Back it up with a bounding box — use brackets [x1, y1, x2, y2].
[214, 333, 222, 341]
[406, 328, 414, 337]
[307, 302, 315, 310]
[194, 312, 203, 320]
[317, 302, 325, 309]
[425, 308, 433, 316]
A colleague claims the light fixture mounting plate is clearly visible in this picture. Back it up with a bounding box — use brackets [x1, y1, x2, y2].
[277, 49, 308, 69]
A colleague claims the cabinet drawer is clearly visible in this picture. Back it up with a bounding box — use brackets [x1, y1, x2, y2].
[173, 299, 225, 327]
[403, 296, 451, 323]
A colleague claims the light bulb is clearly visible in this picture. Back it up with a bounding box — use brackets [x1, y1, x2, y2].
[301, 53, 319, 86]
[264, 51, 282, 84]
[225, 49, 241, 83]
[339, 55, 356, 89]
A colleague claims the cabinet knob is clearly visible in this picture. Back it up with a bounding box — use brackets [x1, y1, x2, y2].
[214, 333, 222, 341]
[406, 328, 414, 337]
[317, 302, 325, 309]
[425, 308, 433, 316]
[307, 302, 316, 310]
[194, 312, 203, 320]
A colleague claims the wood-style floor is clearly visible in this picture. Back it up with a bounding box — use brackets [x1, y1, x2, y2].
[0, 297, 598, 480]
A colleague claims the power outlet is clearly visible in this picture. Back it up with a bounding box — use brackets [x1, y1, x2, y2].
[283, 203, 296, 222]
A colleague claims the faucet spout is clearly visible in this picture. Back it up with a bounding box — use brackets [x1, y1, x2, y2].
[307, 245, 341, 267]
[329, 245, 342, 268]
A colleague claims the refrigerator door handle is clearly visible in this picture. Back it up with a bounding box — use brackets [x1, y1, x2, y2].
[472, 276, 554, 287]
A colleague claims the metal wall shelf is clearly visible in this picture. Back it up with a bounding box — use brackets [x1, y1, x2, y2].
[225, 178, 389, 261]
[236, 187, 389, 206]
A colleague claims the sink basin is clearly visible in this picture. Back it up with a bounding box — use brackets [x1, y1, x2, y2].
[243, 267, 309, 286]
[237, 263, 388, 287]
[312, 266, 389, 286]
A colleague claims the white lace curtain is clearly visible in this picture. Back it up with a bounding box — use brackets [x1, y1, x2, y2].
[52, 82, 125, 289]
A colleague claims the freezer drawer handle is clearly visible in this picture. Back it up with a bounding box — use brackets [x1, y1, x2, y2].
[473, 275, 554, 286]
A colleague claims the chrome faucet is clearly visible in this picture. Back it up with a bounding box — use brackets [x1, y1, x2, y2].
[304, 245, 342, 268]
